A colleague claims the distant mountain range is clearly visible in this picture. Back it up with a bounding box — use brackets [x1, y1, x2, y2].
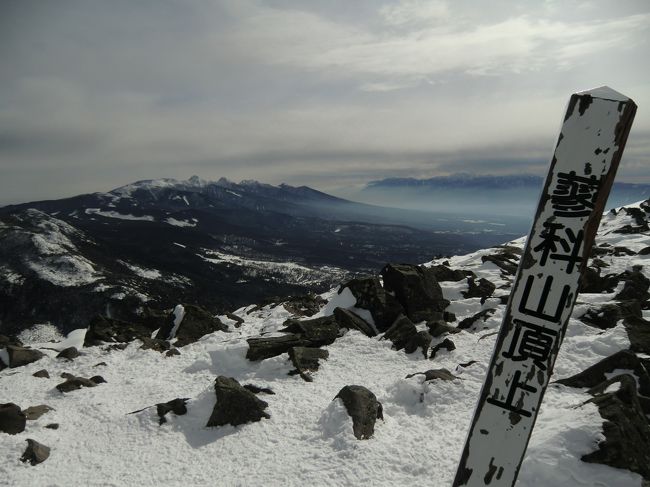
[0, 177, 513, 334]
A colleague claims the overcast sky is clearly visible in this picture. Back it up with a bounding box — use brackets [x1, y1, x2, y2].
[1, 0, 649, 204]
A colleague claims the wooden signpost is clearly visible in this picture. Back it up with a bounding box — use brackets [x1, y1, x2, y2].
[453, 86, 637, 487]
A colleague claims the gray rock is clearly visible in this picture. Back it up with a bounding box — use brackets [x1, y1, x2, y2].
[280, 315, 340, 347]
[0, 403, 26, 435]
[246, 334, 306, 361]
[382, 315, 417, 351]
[156, 398, 189, 425]
[340, 277, 404, 332]
[428, 265, 475, 282]
[23, 405, 53, 420]
[333, 307, 376, 337]
[206, 376, 270, 427]
[155, 304, 228, 347]
[6, 345, 44, 368]
[20, 439, 50, 466]
[403, 331, 432, 358]
[334, 385, 383, 440]
[56, 375, 106, 393]
[616, 267, 650, 302]
[430, 338, 456, 359]
[457, 308, 496, 330]
[32, 369, 50, 378]
[56, 347, 80, 360]
[462, 277, 496, 304]
[288, 347, 329, 381]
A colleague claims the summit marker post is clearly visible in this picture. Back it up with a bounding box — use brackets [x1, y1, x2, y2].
[453, 87, 636, 487]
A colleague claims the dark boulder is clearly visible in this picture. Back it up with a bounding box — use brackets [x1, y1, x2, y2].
[225, 312, 245, 327]
[581, 374, 650, 480]
[427, 320, 460, 337]
[280, 293, 326, 317]
[616, 267, 650, 302]
[84, 315, 154, 346]
[382, 315, 417, 351]
[56, 375, 106, 393]
[579, 266, 619, 294]
[428, 264, 475, 282]
[165, 348, 181, 357]
[246, 334, 306, 361]
[339, 277, 404, 332]
[23, 405, 53, 420]
[334, 385, 383, 440]
[32, 369, 50, 378]
[155, 304, 228, 347]
[430, 338, 456, 359]
[0, 403, 26, 434]
[139, 337, 170, 352]
[156, 398, 189, 425]
[403, 331, 432, 358]
[288, 347, 329, 381]
[333, 307, 376, 337]
[380, 263, 450, 323]
[458, 309, 497, 330]
[45, 423, 59, 430]
[281, 315, 340, 347]
[623, 316, 650, 354]
[6, 345, 44, 368]
[579, 301, 641, 330]
[462, 278, 495, 304]
[20, 439, 50, 466]
[206, 376, 270, 427]
[56, 347, 80, 360]
[481, 252, 519, 275]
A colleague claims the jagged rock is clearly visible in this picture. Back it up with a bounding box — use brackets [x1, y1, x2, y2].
[288, 347, 329, 381]
[20, 439, 50, 466]
[0, 403, 26, 434]
[139, 337, 170, 352]
[428, 265, 475, 282]
[579, 266, 619, 293]
[623, 316, 650, 354]
[340, 277, 404, 332]
[406, 368, 458, 381]
[84, 315, 154, 346]
[6, 345, 44, 368]
[481, 253, 518, 275]
[56, 347, 80, 360]
[280, 316, 339, 347]
[581, 374, 650, 480]
[458, 308, 496, 330]
[579, 301, 641, 329]
[155, 304, 227, 347]
[23, 405, 53, 420]
[206, 376, 270, 427]
[382, 315, 417, 351]
[333, 307, 376, 337]
[555, 350, 650, 396]
[427, 320, 460, 337]
[280, 293, 326, 317]
[334, 385, 383, 440]
[430, 338, 456, 359]
[462, 278, 495, 304]
[246, 334, 306, 361]
[156, 398, 189, 425]
[380, 263, 450, 323]
[403, 331, 432, 358]
[226, 312, 245, 327]
[243, 384, 275, 395]
[56, 375, 106, 393]
[165, 348, 181, 357]
[616, 267, 650, 302]
[32, 369, 50, 378]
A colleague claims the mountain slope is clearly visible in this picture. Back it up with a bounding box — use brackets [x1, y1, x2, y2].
[1, 199, 648, 486]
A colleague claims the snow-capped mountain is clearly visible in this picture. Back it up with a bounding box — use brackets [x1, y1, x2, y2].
[1, 177, 509, 336]
[1, 199, 648, 486]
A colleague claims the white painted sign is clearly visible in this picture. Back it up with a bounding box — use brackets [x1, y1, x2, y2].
[453, 86, 637, 487]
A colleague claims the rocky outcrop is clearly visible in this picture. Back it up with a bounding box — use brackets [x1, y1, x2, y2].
[340, 277, 404, 332]
[155, 304, 227, 347]
[0, 403, 26, 434]
[333, 307, 376, 337]
[382, 315, 418, 351]
[206, 376, 270, 427]
[246, 334, 306, 361]
[84, 315, 154, 347]
[334, 385, 383, 440]
[280, 316, 340, 347]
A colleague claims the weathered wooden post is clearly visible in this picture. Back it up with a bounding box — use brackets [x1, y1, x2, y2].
[453, 86, 637, 487]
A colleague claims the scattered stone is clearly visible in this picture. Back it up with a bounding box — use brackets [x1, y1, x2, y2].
[139, 337, 170, 352]
[579, 301, 641, 330]
[45, 423, 59, 430]
[462, 277, 496, 304]
[382, 315, 418, 351]
[334, 385, 383, 440]
[6, 345, 44, 368]
[428, 264, 475, 282]
[458, 308, 497, 330]
[430, 338, 456, 360]
[20, 439, 50, 466]
[155, 304, 228, 347]
[206, 376, 270, 427]
[84, 315, 154, 347]
[403, 331, 432, 358]
[56, 347, 80, 360]
[481, 252, 519, 275]
[0, 403, 26, 434]
[406, 368, 458, 381]
[616, 267, 650, 302]
[623, 315, 650, 354]
[333, 307, 376, 337]
[156, 398, 189, 425]
[90, 375, 107, 384]
[226, 312, 245, 327]
[380, 263, 450, 323]
[32, 369, 50, 379]
[581, 374, 650, 480]
[56, 375, 106, 393]
[579, 266, 619, 293]
[93, 362, 107, 367]
[427, 320, 460, 337]
[246, 334, 306, 361]
[60, 372, 76, 380]
[281, 316, 339, 347]
[339, 277, 404, 332]
[243, 384, 275, 395]
[23, 405, 53, 420]
[288, 347, 329, 381]
[165, 348, 181, 357]
[458, 360, 478, 368]
[104, 343, 128, 352]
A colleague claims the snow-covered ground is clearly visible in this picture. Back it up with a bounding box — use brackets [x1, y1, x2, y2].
[1, 203, 648, 486]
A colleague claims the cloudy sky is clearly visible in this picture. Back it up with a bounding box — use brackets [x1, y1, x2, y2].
[1, 0, 649, 204]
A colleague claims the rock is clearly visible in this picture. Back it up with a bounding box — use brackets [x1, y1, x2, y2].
[579, 301, 641, 330]
[426, 320, 460, 337]
[139, 337, 170, 352]
[458, 309, 497, 330]
[334, 385, 383, 440]
[430, 338, 456, 359]
[288, 347, 329, 381]
[156, 398, 189, 425]
[246, 334, 306, 361]
[20, 439, 50, 466]
[333, 307, 376, 337]
[0, 334, 23, 347]
[481, 252, 519, 275]
[243, 384, 275, 395]
[56, 375, 106, 393]
[623, 316, 650, 354]
[281, 316, 340, 347]
[406, 368, 458, 381]
[638, 247, 650, 256]
[206, 376, 270, 427]
[581, 374, 650, 480]
[56, 347, 80, 360]
[340, 277, 404, 332]
[555, 350, 650, 396]
[616, 267, 650, 302]
[155, 304, 228, 347]
[0, 403, 26, 434]
[225, 312, 245, 327]
[428, 265, 475, 282]
[104, 343, 128, 352]
[32, 369, 50, 378]
[280, 293, 326, 317]
[403, 331, 432, 358]
[382, 315, 417, 351]
[89, 375, 107, 384]
[165, 348, 181, 357]
[45, 423, 59, 430]
[6, 345, 44, 368]
[84, 315, 155, 347]
[579, 266, 619, 293]
[23, 405, 53, 420]
[93, 362, 107, 367]
[462, 277, 496, 304]
[380, 263, 450, 323]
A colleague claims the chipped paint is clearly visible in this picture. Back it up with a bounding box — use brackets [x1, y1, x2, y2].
[453, 87, 636, 487]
